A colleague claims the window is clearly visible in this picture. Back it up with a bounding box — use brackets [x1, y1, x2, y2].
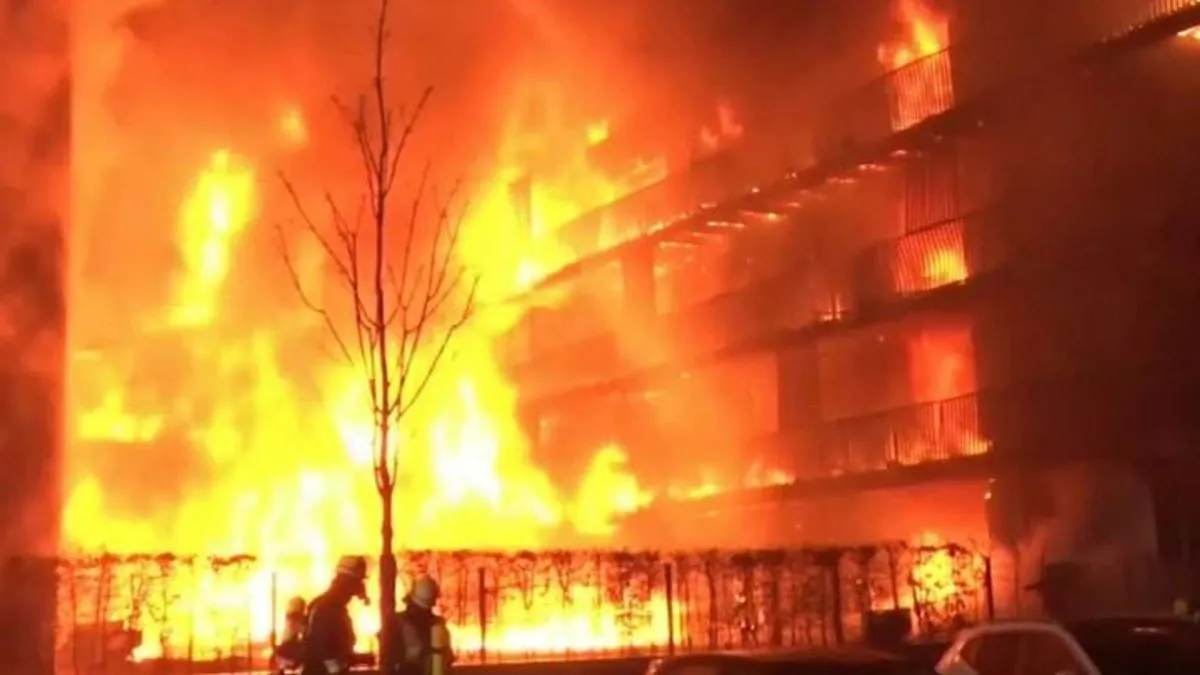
[1018, 630, 1087, 675]
[963, 631, 1021, 675]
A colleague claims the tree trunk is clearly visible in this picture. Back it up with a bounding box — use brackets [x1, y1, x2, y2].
[379, 485, 397, 675]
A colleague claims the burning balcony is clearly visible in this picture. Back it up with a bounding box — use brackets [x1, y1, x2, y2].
[512, 201, 1008, 406]
[814, 47, 956, 163]
[817, 393, 991, 477]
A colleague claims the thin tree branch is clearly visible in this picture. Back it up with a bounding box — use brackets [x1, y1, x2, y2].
[276, 0, 480, 608]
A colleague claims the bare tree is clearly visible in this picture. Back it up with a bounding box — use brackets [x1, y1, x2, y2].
[276, 0, 476, 669]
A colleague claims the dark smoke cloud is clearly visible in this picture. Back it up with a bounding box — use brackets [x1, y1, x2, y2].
[0, 0, 69, 557]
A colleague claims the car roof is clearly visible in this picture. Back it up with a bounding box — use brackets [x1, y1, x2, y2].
[659, 647, 905, 665]
[951, 615, 1199, 641]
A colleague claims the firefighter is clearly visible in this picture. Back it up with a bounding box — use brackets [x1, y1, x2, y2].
[302, 555, 369, 675]
[273, 596, 308, 673]
[393, 575, 454, 675]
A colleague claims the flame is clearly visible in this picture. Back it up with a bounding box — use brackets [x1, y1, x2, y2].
[861, 532, 983, 620]
[877, 0, 954, 131]
[923, 247, 967, 287]
[572, 444, 655, 536]
[279, 105, 309, 148]
[66, 80, 730, 662]
[909, 532, 980, 606]
[585, 120, 609, 146]
[170, 149, 256, 326]
[667, 460, 793, 502]
[698, 101, 745, 153]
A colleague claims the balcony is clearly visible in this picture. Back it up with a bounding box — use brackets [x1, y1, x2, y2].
[816, 393, 990, 477]
[716, 391, 994, 495]
[814, 48, 957, 163]
[742, 361, 1188, 498]
[813, 0, 1200, 165]
[853, 208, 1010, 309]
[513, 207, 1008, 402]
[541, 149, 751, 284]
[518, 0, 1200, 320]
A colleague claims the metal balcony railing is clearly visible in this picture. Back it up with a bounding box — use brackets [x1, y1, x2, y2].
[1104, 0, 1200, 40]
[815, 0, 1200, 167]
[813, 392, 991, 480]
[511, 206, 1009, 400]
[851, 207, 1009, 309]
[884, 50, 957, 133]
[814, 47, 959, 164]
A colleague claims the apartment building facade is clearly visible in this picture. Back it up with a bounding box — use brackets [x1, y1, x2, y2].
[505, 0, 1200, 611]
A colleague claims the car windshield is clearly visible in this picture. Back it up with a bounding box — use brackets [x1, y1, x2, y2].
[1069, 620, 1200, 675]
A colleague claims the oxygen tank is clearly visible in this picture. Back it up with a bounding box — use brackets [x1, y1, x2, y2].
[430, 621, 450, 675]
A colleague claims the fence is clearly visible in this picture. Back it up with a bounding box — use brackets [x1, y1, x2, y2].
[49, 543, 990, 672]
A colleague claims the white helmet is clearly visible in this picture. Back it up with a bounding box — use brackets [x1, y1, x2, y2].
[409, 575, 440, 608]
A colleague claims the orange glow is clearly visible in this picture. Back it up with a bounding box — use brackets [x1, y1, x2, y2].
[667, 460, 793, 502]
[905, 324, 993, 464]
[585, 119, 610, 146]
[279, 105, 308, 147]
[698, 100, 745, 153]
[893, 221, 969, 295]
[923, 247, 967, 287]
[877, 0, 954, 130]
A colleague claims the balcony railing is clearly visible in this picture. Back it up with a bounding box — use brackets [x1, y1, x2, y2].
[755, 392, 991, 484]
[1101, 0, 1200, 41]
[552, 149, 748, 268]
[814, 48, 958, 164]
[815, 0, 1200, 167]
[663, 208, 1006, 352]
[818, 393, 990, 477]
[884, 50, 957, 133]
[854, 208, 1010, 308]
[512, 207, 1009, 401]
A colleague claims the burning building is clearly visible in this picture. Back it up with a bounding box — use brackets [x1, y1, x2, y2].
[4, 0, 1200, 672]
[510, 0, 1200, 623]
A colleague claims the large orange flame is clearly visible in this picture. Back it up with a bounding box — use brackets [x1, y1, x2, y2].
[65, 78, 688, 661]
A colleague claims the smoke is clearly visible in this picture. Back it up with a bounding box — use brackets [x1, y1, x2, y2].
[0, 0, 69, 556]
[74, 0, 165, 258]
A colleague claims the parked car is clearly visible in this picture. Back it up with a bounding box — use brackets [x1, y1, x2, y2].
[935, 616, 1200, 675]
[644, 648, 932, 675]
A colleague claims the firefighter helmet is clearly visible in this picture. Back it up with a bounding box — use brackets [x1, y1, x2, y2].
[285, 596, 307, 617]
[335, 555, 368, 581]
[410, 575, 440, 608]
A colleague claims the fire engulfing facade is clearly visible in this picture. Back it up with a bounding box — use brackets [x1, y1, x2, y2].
[511, 0, 1200, 630]
[8, 0, 1200, 672]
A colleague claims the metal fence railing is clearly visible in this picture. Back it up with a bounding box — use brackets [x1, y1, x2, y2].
[46, 544, 991, 672]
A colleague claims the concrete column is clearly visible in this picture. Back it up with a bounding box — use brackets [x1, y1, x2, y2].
[0, 1, 70, 673]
